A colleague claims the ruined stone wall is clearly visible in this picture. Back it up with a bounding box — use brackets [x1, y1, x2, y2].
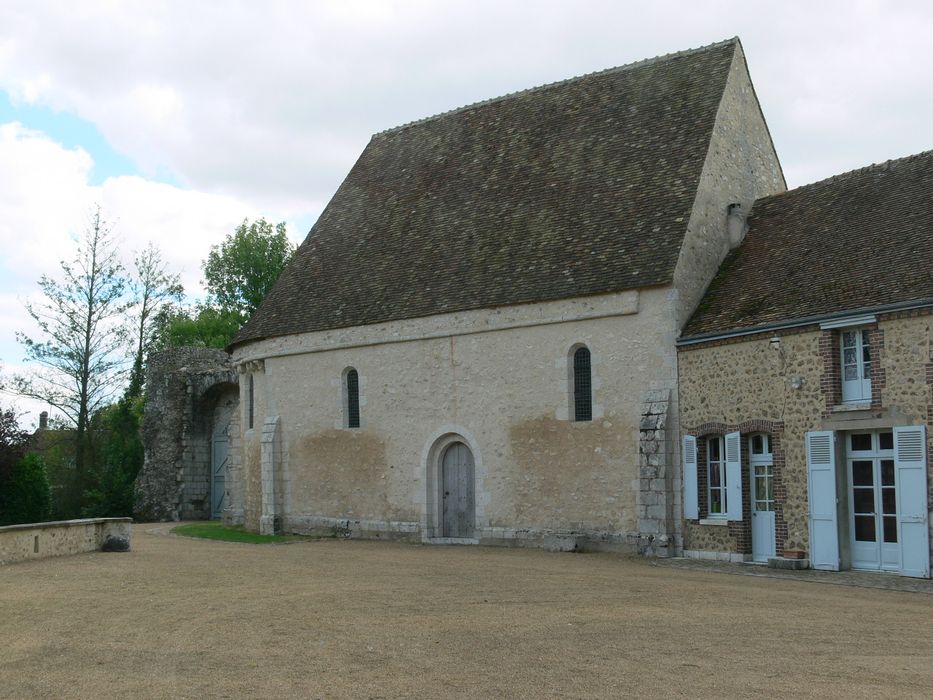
[678, 312, 933, 559]
[136, 347, 238, 521]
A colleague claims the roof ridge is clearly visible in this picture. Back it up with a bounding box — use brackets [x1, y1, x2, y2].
[373, 37, 739, 138]
[759, 148, 933, 202]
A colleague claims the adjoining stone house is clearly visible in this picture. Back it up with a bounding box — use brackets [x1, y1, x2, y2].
[224, 38, 784, 552]
[677, 151, 933, 578]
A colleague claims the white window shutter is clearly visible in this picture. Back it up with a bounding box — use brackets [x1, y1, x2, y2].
[683, 435, 698, 520]
[894, 425, 930, 579]
[806, 431, 839, 571]
[725, 431, 742, 521]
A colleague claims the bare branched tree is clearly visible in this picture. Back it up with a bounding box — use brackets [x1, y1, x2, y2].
[14, 207, 131, 491]
[126, 243, 183, 397]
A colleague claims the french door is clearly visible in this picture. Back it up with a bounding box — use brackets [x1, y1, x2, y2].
[847, 431, 899, 571]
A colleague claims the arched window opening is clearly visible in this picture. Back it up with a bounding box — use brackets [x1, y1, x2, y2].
[346, 368, 360, 429]
[572, 346, 592, 422]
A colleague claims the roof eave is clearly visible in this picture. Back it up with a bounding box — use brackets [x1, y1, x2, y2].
[678, 297, 933, 347]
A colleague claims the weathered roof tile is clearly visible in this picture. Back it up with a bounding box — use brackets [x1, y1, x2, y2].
[683, 150, 933, 338]
[233, 39, 739, 347]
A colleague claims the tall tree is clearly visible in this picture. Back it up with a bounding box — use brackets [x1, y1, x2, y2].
[14, 207, 131, 500]
[202, 217, 294, 322]
[127, 243, 183, 397]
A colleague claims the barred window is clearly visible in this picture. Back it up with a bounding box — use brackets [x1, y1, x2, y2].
[346, 368, 360, 429]
[572, 346, 592, 422]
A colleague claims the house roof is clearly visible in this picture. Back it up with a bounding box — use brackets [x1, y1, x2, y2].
[232, 39, 740, 348]
[682, 150, 933, 339]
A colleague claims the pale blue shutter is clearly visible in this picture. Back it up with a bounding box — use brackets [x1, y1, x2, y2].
[725, 431, 742, 521]
[683, 435, 698, 520]
[806, 431, 839, 571]
[894, 425, 930, 579]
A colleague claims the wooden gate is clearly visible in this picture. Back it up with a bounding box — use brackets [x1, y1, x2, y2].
[211, 431, 228, 519]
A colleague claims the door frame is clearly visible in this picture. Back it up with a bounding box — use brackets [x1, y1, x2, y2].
[441, 441, 475, 538]
[748, 433, 776, 562]
[421, 428, 485, 542]
[845, 430, 899, 572]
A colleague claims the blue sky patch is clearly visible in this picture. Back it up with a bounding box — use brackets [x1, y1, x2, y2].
[0, 89, 139, 185]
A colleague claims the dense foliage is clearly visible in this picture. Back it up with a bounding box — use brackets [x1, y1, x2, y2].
[0, 407, 52, 526]
[0, 454, 51, 526]
[153, 305, 244, 350]
[202, 217, 294, 322]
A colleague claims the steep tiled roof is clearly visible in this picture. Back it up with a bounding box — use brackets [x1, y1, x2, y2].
[233, 39, 740, 347]
[683, 150, 933, 338]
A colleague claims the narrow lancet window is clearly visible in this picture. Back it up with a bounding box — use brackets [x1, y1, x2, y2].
[247, 374, 255, 429]
[573, 347, 592, 422]
[346, 369, 360, 428]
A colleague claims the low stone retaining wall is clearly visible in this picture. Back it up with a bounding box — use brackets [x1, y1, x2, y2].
[0, 517, 132, 565]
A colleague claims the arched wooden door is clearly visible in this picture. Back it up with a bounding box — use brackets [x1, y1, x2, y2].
[441, 442, 475, 538]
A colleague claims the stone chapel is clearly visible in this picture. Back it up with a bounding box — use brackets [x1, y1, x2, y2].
[218, 38, 785, 552]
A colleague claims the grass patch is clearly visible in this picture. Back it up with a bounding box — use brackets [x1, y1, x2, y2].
[172, 521, 312, 544]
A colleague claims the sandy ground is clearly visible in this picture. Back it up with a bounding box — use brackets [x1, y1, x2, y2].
[1, 525, 931, 699]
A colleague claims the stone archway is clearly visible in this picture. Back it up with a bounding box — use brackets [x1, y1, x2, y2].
[136, 348, 239, 522]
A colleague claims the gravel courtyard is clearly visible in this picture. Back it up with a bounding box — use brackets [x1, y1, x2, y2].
[2, 524, 931, 699]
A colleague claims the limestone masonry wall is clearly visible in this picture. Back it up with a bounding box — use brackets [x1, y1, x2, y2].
[672, 42, 785, 332]
[233, 289, 679, 550]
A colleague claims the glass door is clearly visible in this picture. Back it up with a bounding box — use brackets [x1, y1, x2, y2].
[749, 434, 775, 562]
[848, 431, 898, 571]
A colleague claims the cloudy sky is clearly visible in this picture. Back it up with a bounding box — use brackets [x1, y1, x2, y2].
[1, 0, 932, 425]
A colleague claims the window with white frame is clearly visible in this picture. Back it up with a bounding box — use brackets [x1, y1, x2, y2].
[684, 433, 742, 523]
[840, 327, 872, 402]
[707, 435, 727, 517]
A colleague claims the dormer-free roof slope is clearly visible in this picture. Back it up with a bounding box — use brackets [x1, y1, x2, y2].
[233, 39, 741, 347]
[683, 150, 933, 339]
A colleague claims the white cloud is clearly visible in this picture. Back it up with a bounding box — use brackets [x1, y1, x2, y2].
[0, 121, 315, 426]
[0, 0, 930, 206]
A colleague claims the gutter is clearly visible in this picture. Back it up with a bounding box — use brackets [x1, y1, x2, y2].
[677, 297, 933, 347]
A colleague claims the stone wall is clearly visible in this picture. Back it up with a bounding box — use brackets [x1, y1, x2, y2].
[672, 42, 786, 332]
[678, 311, 933, 562]
[0, 518, 131, 565]
[231, 289, 677, 551]
[664, 42, 785, 552]
[136, 347, 239, 521]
